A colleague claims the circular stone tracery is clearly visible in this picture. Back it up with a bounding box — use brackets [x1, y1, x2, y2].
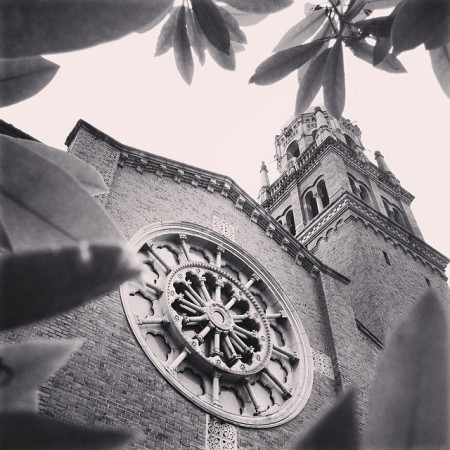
[120, 222, 313, 428]
[164, 262, 273, 377]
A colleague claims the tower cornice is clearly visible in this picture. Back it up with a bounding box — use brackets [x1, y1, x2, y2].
[299, 191, 449, 277]
[262, 137, 414, 211]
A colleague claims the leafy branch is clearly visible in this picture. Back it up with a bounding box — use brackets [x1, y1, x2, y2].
[1, 0, 448, 120]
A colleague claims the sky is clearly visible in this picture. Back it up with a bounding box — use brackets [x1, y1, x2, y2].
[2, 3, 450, 276]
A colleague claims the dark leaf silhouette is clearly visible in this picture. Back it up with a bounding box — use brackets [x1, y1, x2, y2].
[135, 0, 174, 33]
[191, 0, 230, 54]
[0, 0, 174, 58]
[354, 14, 395, 38]
[0, 243, 143, 330]
[323, 40, 345, 119]
[250, 40, 323, 85]
[186, 7, 206, 65]
[373, 36, 392, 65]
[365, 0, 402, 9]
[154, 7, 179, 57]
[293, 391, 358, 449]
[220, 5, 269, 26]
[0, 136, 125, 251]
[430, 43, 450, 97]
[0, 57, 59, 107]
[0, 340, 82, 412]
[6, 136, 108, 196]
[220, 0, 293, 14]
[348, 40, 406, 73]
[0, 412, 132, 449]
[273, 8, 326, 52]
[425, 10, 450, 50]
[365, 292, 449, 448]
[205, 38, 236, 71]
[297, 22, 332, 84]
[295, 48, 331, 116]
[218, 6, 247, 44]
[173, 6, 194, 85]
[392, 0, 450, 54]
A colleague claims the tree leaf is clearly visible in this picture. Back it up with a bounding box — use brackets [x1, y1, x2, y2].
[154, 7, 179, 57]
[365, 292, 450, 448]
[295, 48, 331, 116]
[135, 0, 174, 33]
[392, 0, 450, 54]
[250, 40, 323, 85]
[273, 9, 326, 52]
[297, 21, 332, 84]
[323, 40, 345, 119]
[173, 6, 194, 85]
[0, 136, 126, 252]
[348, 39, 406, 73]
[205, 38, 236, 71]
[186, 7, 206, 65]
[344, 0, 367, 21]
[220, 5, 269, 26]
[293, 391, 358, 449]
[305, 3, 322, 16]
[218, 6, 247, 44]
[373, 36, 392, 65]
[0, 243, 143, 330]
[220, 0, 293, 14]
[365, 0, 402, 9]
[425, 11, 450, 50]
[0, 57, 59, 107]
[5, 136, 108, 196]
[0, 412, 133, 450]
[430, 43, 450, 98]
[354, 14, 395, 38]
[191, 0, 230, 55]
[0, 340, 83, 412]
[0, 0, 175, 58]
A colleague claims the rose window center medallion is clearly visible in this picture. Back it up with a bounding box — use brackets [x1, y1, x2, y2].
[121, 222, 313, 428]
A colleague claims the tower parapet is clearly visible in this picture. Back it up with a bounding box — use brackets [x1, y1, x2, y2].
[274, 106, 364, 174]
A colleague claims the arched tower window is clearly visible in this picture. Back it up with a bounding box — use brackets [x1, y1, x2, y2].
[359, 185, 370, 204]
[392, 207, 406, 227]
[286, 210, 296, 236]
[348, 176, 358, 196]
[286, 140, 300, 160]
[317, 180, 329, 208]
[305, 191, 319, 221]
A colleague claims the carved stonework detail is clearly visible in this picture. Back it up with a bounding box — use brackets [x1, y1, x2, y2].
[281, 238, 289, 251]
[192, 174, 201, 187]
[221, 182, 231, 198]
[266, 223, 275, 238]
[156, 163, 166, 177]
[136, 158, 147, 174]
[208, 178, 217, 193]
[312, 349, 334, 379]
[235, 195, 245, 210]
[120, 222, 313, 428]
[174, 169, 184, 184]
[206, 416, 237, 450]
[250, 209, 260, 224]
[213, 216, 235, 242]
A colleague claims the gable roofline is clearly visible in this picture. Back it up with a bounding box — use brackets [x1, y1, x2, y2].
[66, 119, 350, 285]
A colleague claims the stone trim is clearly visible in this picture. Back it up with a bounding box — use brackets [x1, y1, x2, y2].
[206, 416, 237, 450]
[65, 120, 350, 285]
[300, 192, 449, 275]
[311, 349, 334, 380]
[263, 137, 414, 212]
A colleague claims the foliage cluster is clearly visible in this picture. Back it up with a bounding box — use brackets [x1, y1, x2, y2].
[1, 0, 449, 119]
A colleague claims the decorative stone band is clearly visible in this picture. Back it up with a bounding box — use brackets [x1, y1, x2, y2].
[311, 349, 334, 380]
[263, 137, 414, 211]
[300, 193, 449, 275]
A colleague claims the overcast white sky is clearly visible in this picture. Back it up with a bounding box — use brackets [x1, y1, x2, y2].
[2, 3, 449, 276]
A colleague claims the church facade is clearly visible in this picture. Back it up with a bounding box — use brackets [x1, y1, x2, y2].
[3, 109, 449, 449]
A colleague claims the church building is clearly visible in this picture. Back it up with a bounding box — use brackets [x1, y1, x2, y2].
[2, 107, 449, 449]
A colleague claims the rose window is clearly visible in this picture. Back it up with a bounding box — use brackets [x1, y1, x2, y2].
[121, 222, 313, 427]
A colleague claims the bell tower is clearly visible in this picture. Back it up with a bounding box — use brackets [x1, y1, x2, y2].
[260, 106, 450, 342]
